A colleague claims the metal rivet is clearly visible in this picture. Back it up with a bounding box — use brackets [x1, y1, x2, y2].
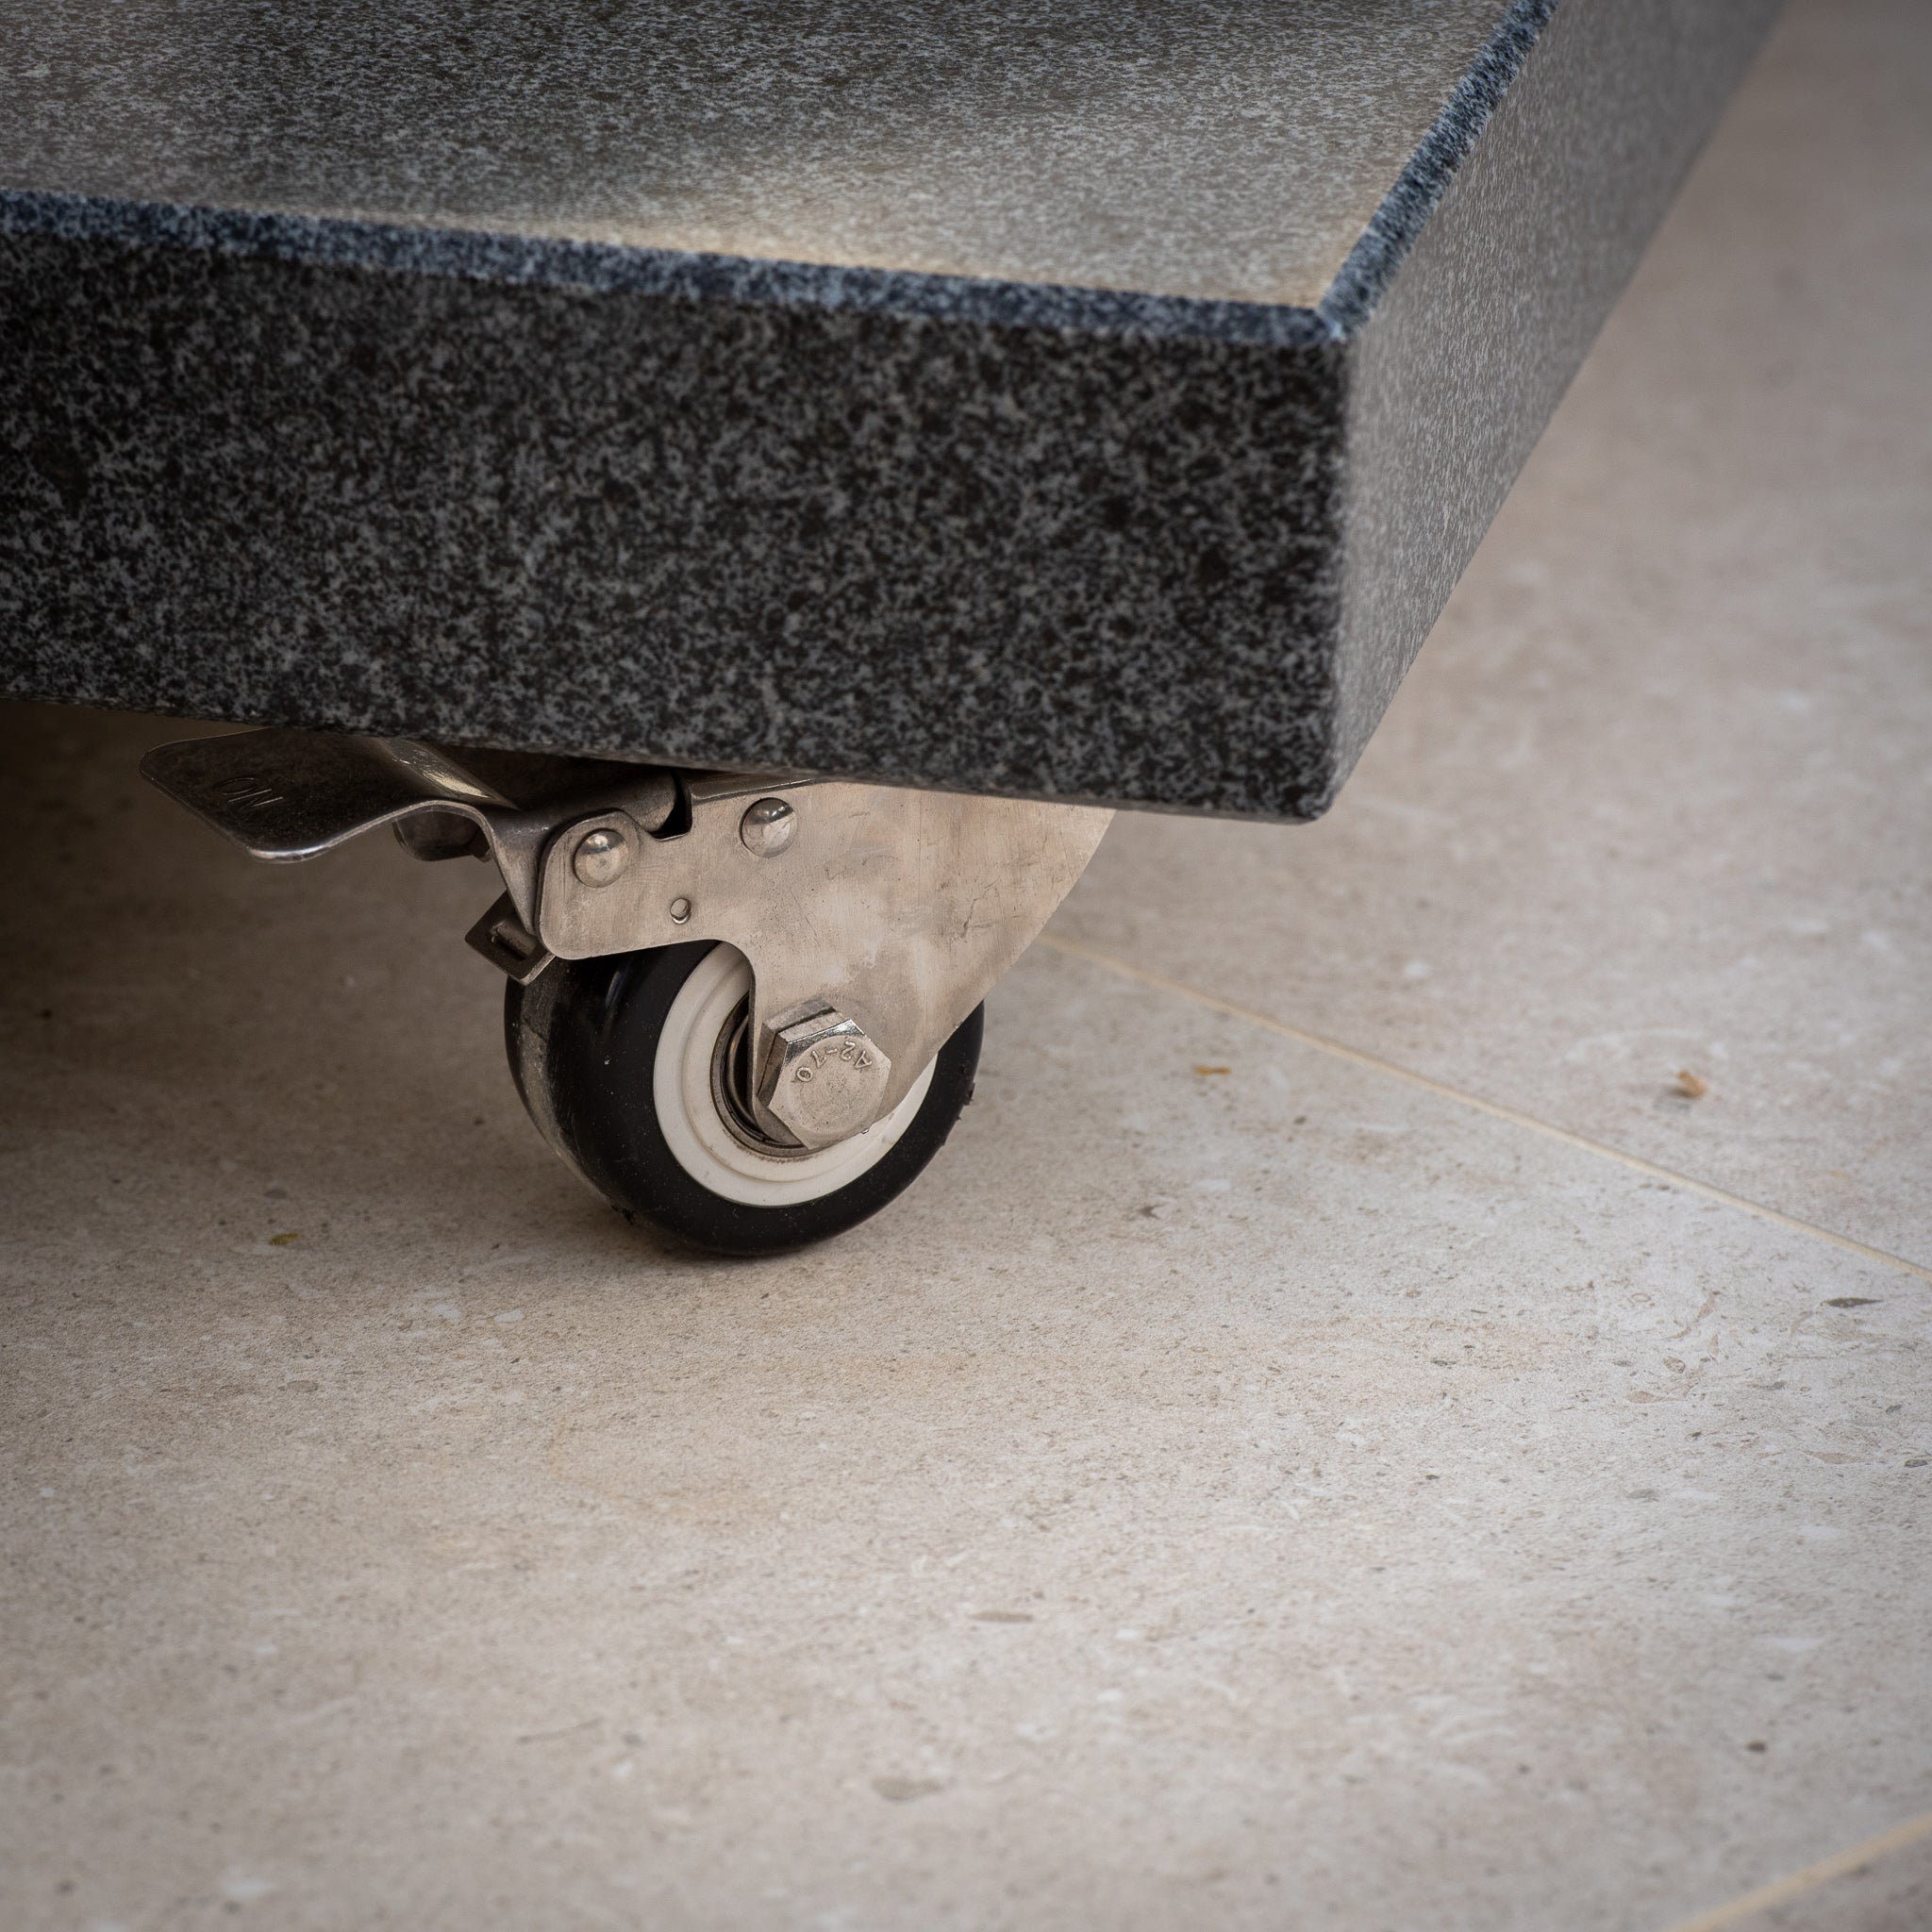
[669, 895, 692, 924]
[571, 824, 631, 888]
[740, 796, 798, 857]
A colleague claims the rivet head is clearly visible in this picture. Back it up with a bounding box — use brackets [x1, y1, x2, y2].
[668, 895, 692, 924]
[572, 824, 631, 888]
[740, 797, 798, 857]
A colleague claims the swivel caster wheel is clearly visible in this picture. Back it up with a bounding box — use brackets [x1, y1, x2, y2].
[140, 731, 1108, 1254]
[505, 940, 985, 1257]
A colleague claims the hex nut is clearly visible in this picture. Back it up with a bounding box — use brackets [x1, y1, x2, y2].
[758, 1005, 892, 1149]
[740, 797, 798, 857]
[571, 824, 632, 888]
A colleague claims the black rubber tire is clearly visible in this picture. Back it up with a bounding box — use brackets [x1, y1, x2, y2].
[504, 941, 982, 1257]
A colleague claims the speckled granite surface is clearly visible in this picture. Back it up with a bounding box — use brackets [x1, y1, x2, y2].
[0, 1, 1781, 818]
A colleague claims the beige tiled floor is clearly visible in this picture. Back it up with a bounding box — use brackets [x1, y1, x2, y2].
[2, 3, 1928, 1929]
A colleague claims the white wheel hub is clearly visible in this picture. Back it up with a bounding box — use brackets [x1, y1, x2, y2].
[653, 944, 937, 1208]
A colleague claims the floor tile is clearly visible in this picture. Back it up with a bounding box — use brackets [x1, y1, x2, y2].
[3, 704, 1928, 1931]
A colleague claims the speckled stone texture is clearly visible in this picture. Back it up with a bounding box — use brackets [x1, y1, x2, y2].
[0, 1, 1780, 818]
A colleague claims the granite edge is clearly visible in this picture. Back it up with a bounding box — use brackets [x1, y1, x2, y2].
[0, 187, 1338, 351]
[1317, 0, 1560, 335]
[1, 222, 1354, 821]
[1323, 0, 1787, 810]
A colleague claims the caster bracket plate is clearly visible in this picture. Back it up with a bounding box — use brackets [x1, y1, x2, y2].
[535, 773, 1111, 1122]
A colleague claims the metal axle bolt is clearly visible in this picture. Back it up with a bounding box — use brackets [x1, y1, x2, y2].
[740, 796, 798, 857]
[571, 824, 631, 888]
[758, 1004, 892, 1149]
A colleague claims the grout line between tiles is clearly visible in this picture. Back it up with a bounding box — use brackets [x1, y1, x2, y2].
[1036, 934, 1932, 1286]
[1656, 1807, 1932, 1932]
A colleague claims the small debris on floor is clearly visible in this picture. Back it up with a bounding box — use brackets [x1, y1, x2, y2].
[1193, 1064, 1232, 1076]
[268, 1231, 300, 1246]
[1674, 1070, 1709, 1099]
[872, 1777, 946, 1803]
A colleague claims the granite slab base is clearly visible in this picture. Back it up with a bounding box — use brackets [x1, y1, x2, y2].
[0, 0, 1780, 819]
